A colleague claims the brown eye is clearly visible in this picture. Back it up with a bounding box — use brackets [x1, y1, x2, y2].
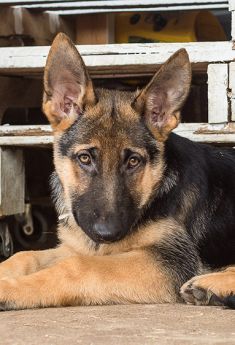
[127, 156, 141, 169]
[79, 154, 91, 165]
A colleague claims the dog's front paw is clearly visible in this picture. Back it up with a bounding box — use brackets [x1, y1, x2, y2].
[180, 277, 222, 306]
[0, 300, 17, 311]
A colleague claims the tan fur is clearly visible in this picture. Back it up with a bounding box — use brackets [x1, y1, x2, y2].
[0, 250, 176, 310]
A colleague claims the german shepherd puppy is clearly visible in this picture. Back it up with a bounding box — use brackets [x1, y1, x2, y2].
[0, 33, 234, 311]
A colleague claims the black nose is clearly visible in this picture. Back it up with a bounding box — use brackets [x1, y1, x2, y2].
[93, 221, 122, 242]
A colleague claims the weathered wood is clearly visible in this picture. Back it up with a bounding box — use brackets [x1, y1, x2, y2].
[0, 42, 234, 77]
[0, 148, 25, 216]
[0, 125, 51, 136]
[14, 0, 229, 7]
[13, 0, 229, 12]
[229, 1, 235, 43]
[194, 122, 235, 134]
[208, 64, 229, 124]
[0, 136, 53, 147]
[229, 0, 235, 10]
[0, 124, 235, 146]
[232, 11, 235, 43]
[229, 62, 235, 121]
[48, 5, 228, 15]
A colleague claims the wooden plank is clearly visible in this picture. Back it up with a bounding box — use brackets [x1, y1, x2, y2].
[232, 11, 235, 43]
[229, 62, 235, 121]
[176, 123, 235, 143]
[0, 42, 234, 77]
[0, 125, 51, 136]
[13, 0, 229, 11]
[0, 136, 53, 147]
[229, 0, 235, 10]
[0, 148, 24, 216]
[48, 5, 227, 15]
[208, 64, 229, 124]
[15, 0, 229, 7]
[0, 124, 235, 146]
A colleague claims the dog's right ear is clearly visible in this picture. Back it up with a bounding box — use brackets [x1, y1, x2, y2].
[43, 33, 96, 130]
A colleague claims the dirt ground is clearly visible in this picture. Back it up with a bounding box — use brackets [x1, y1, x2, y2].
[0, 304, 234, 345]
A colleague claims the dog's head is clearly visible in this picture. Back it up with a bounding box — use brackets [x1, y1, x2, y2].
[43, 33, 191, 243]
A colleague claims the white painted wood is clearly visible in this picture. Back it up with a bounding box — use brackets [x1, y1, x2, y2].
[0, 125, 51, 136]
[11, 0, 229, 13]
[13, 0, 229, 8]
[208, 64, 229, 124]
[0, 136, 53, 146]
[232, 11, 235, 41]
[0, 124, 235, 146]
[0, 148, 25, 216]
[48, 5, 227, 15]
[229, 0, 235, 10]
[0, 42, 234, 77]
[229, 62, 235, 121]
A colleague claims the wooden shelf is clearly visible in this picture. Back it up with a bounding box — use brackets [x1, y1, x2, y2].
[0, 41, 234, 78]
[0, 123, 235, 147]
[2, 0, 228, 13]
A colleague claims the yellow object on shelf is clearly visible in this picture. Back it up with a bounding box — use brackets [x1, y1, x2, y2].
[115, 11, 226, 43]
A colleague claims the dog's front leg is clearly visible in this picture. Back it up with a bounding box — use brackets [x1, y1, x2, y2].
[0, 249, 177, 310]
[0, 245, 74, 279]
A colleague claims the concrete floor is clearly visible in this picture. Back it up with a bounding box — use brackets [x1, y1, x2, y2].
[0, 304, 234, 345]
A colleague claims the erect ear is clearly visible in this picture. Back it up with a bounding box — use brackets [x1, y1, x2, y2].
[43, 33, 96, 130]
[133, 49, 191, 141]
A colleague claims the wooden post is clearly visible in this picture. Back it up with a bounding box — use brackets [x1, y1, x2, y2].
[208, 64, 229, 124]
[232, 11, 235, 44]
[0, 148, 25, 216]
[229, 62, 235, 121]
[229, 0, 235, 44]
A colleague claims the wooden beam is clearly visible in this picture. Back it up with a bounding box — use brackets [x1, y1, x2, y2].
[0, 125, 51, 136]
[0, 42, 234, 78]
[229, 62, 235, 121]
[229, 0, 235, 10]
[0, 148, 25, 216]
[11, 0, 228, 12]
[208, 64, 229, 124]
[0, 123, 235, 146]
[47, 5, 228, 15]
[232, 11, 235, 44]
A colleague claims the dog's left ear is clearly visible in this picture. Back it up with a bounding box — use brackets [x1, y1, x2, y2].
[43, 33, 96, 130]
[133, 49, 191, 141]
